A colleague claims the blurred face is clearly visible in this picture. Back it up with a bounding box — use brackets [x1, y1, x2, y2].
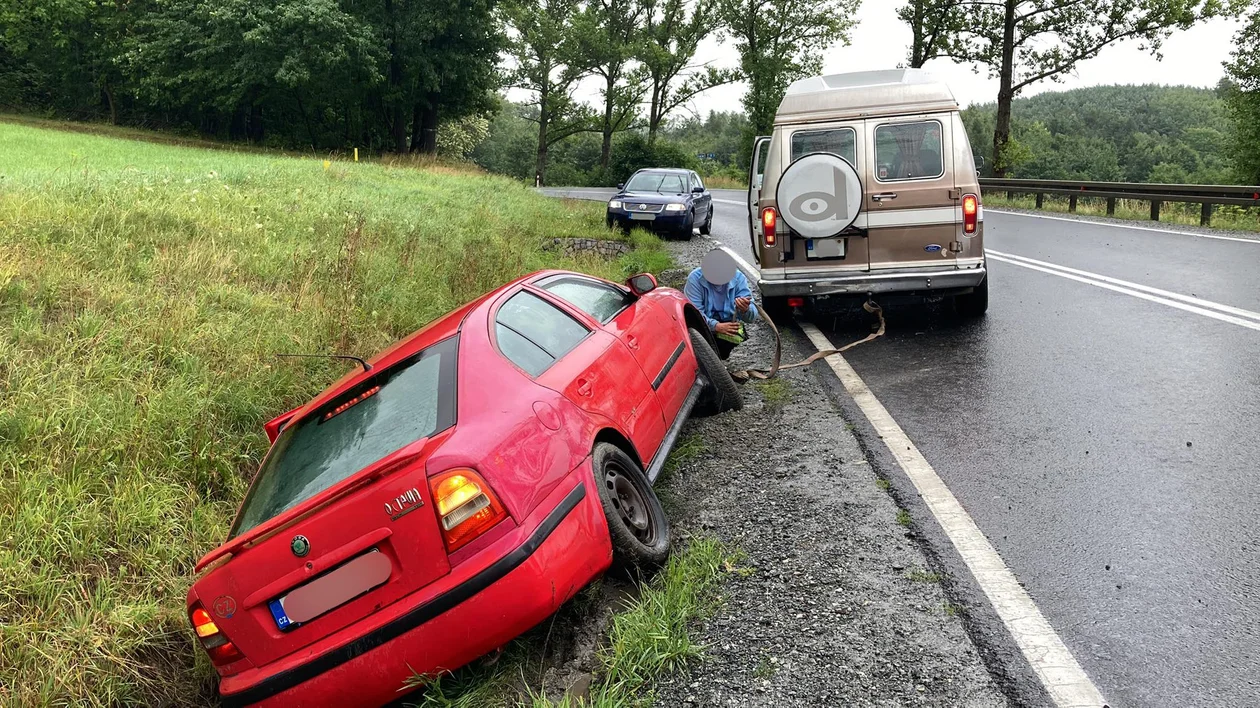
[701, 250, 736, 286]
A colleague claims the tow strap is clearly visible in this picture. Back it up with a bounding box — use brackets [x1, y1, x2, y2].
[730, 300, 886, 383]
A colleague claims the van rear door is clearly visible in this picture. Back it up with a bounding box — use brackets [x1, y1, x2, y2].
[863, 115, 958, 271]
[748, 136, 770, 264]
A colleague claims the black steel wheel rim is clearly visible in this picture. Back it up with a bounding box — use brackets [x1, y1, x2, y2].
[604, 460, 656, 545]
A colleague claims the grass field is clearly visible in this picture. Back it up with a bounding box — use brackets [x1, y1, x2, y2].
[0, 120, 672, 706]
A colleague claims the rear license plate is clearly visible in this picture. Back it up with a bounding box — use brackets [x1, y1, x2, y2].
[269, 550, 392, 632]
[806, 238, 846, 259]
[630, 212, 656, 221]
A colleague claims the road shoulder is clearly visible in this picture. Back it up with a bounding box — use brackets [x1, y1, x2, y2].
[652, 238, 1009, 707]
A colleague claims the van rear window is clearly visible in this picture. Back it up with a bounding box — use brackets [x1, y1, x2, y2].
[231, 336, 459, 537]
[791, 128, 856, 165]
[875, 121, 944, 181]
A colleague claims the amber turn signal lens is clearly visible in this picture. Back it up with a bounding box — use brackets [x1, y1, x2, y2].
[429, 469, 508, 552]
[190, 604, 244, 666]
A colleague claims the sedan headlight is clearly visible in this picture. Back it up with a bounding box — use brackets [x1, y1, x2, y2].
[664, 203, 686, 212]
[608, 200, 622, 209]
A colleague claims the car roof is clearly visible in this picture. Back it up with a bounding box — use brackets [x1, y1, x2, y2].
[776, 69, 958, 124]
[632, 168, 692, 175]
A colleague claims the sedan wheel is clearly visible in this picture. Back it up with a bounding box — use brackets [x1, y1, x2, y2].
[593, 442, 670, 574]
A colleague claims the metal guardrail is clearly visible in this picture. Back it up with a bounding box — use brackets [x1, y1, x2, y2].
[979, 178, 1260, 226]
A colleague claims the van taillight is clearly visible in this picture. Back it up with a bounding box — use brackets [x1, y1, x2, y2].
[963, 194, 978, 235]
[190, 605, 244, 666]
[761, 207, 777, 247]
[430, 469, 508, 552]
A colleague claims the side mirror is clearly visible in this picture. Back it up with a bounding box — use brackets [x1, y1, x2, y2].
[616, 183, 625, 190]
[974, 154, 986, 169]
[692, 185, 704, 193]
[626, 273, 658, 296]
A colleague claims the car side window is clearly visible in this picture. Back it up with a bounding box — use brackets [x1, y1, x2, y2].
[692, 173, 704, 191]
[495, 291, 590, 375]
[538, 277, 634, 324]
[875, 120, 944, 181]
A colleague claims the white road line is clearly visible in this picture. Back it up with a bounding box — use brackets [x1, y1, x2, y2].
[988, 249, 1260, 323]
[987, 253, 1260, 332]
[798, 321, 1108, 708]
[987, 209, 1260, 245]
[713, 198, 746, 206]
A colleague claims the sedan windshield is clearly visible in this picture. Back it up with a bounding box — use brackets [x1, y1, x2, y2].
[231, 336, 459, 536]
[625, 171, 687, 194]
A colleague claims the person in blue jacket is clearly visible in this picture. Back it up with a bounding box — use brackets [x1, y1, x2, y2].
[684, 249, 759, 360]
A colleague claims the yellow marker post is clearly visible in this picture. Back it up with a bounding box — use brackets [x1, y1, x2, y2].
[354, 148, 359, 163]
[323, 160, 331, 171]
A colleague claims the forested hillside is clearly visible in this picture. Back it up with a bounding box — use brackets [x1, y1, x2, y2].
[963, 84, 1235, 184]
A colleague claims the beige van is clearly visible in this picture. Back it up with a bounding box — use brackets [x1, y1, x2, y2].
[748, 69, 987, 316]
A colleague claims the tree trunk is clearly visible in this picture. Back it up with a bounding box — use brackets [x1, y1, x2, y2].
[248, 102, 264, 143]
[102, 82, 118, 125]
[295, 92, 316, 149]
[909, 1, 925, 68]
[992, 0, 1017, 177]
[600, 84, 615, 169]
[409, 100, 425, 153]
[535, 102, 550, 187]
[418, 100, 439, 155]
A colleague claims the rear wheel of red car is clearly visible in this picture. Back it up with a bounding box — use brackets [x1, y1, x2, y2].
[594, 442, 670, 574]
[689, 327, 743, 416]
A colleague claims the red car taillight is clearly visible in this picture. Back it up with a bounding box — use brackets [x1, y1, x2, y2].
[429, 469, 508, 552]
[190, 605, 244, 666]
[761, 207, 777, 247]
[962, 194, 978, 235]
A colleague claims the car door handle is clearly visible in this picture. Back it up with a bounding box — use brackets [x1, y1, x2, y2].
[625, 334, 639, 350]
[577, 379, 593, 397]
[872, 193, 898, 202]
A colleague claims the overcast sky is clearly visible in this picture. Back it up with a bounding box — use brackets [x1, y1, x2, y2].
[553, 3, 1242, 117]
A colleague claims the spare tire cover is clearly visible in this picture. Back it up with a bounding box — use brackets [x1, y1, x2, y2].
[775, 153, 863, 239]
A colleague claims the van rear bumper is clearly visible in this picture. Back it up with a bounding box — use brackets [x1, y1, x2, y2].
[759, 265, 986, 298]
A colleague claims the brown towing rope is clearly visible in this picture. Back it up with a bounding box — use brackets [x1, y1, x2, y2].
[730, 300, 886, 383]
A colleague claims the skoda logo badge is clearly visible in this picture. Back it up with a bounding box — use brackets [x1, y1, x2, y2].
[290, 535, 310, 557]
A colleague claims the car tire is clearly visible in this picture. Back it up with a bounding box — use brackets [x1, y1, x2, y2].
[699, 207, 713, 235]
[954, 274, 989, 317]
[689, 327, 743, 416]
[594, 442, 670, 574]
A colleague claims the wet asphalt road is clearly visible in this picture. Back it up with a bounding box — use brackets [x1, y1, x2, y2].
[544, 187, 1260, 707]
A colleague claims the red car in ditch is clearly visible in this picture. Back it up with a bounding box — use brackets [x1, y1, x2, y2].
[186, 270, 742, 707]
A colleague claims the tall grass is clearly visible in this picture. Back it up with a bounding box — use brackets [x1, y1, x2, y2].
[984, 193, 1260, 233]
[0, 120, 668, 706]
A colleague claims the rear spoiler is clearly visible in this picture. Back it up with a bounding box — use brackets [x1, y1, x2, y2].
[194, 447, 425, 573]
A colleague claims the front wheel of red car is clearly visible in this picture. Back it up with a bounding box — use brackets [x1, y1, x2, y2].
[594, 442, 670, 574]
[689, 327, 743, 416]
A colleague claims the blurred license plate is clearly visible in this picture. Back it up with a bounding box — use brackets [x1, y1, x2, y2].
[806, 238, 845, 258]
[630, 213, 656, 221]
[269, 550, 391, 632]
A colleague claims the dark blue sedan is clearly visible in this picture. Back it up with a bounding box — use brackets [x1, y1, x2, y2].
[606, 168, 713, 240]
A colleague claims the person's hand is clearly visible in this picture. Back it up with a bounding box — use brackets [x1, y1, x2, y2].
[735, 297, 751, 314]
[715, 322, 741, 336]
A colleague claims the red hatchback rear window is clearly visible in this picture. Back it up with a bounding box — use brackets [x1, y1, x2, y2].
[231, 337, 458, 536]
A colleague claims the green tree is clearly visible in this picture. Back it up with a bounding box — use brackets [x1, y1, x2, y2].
[1224, 4, 1260, 183]
[505, 0, 595, 185]
[897, 0, 969, 68]
[944, 0, 1235, 176]
[716, 0, 859, 160]
[573, 0, 645, 170]
[637, 0, 736, 143]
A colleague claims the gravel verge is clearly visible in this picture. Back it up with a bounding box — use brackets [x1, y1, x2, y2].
[650, 236, 1009, 708]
